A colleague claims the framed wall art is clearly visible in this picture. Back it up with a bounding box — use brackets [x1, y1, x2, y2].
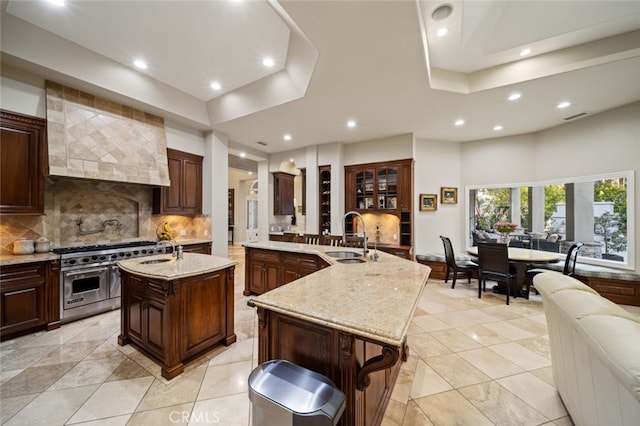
[419, 194, 437, 211]
[441, 187, 458, 204]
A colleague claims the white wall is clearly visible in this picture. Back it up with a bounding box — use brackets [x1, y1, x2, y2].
[343, 133, 413, 165]
[165, 124, 205, 157]
[461, 134, 537, 186]
[0, 72, 46, 117]
[413, 139, 465, 255]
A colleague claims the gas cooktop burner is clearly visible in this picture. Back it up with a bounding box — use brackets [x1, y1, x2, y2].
[52, 240, 157, 255]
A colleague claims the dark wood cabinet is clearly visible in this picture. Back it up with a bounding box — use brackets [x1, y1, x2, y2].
[282, 253, 324, 284]
[377, 245, 412, 260]
[153, 148, 203, 216]
[345, 159, 414, 248]
[245, 249, 281, 295]
[256, 308, 404, 426]
[0, 110, 47, 215]
[0, 260, 60, 340]
[319, 166, 331, 235]
[273, 172, 295, 215]
[228, 189, 234, 225]
[119, 263, 236, 379]
[345, 159, 412, 214]
[181, 242, 212, 254]
[244, 247, 329, 295]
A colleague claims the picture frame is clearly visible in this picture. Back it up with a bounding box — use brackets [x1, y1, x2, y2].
[420, 194, 437, 211]
[441, 187, 458, 204]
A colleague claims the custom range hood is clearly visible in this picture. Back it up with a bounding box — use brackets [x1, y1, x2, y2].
[45, 81, 170, 186]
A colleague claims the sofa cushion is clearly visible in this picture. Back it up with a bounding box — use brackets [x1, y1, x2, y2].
[551, 290, 638, 321]
[577, 315, 640, 403]
[534, 271, 599, 296]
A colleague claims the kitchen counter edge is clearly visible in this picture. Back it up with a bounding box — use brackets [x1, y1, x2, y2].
[117, 252, 236, 281]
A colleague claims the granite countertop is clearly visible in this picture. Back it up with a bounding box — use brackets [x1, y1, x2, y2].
[245, 241, 431, 347]
[117, 253, 236, 281]
[0, 252, 60, 266]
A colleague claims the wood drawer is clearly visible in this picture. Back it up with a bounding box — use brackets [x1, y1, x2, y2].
[250, 249, 281, 263]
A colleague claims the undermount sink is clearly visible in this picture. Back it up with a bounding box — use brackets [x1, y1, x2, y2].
[140, 258, 172, 265]
[336, 258, 366, 264]
[325, 251, 362, 258]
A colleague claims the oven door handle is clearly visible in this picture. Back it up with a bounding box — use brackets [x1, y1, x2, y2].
[64, 268, 107, 277]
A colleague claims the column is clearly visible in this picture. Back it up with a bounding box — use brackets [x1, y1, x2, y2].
[204, 131, 229, 258]
[530, 186, 545, 232]
[566, 182, 594, 243]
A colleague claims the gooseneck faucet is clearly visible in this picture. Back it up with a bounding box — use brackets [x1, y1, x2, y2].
[155, 240, 184, 260]
[342, 210, 367, 257]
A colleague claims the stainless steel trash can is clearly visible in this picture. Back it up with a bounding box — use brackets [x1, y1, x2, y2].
[248, 359, 346, 426]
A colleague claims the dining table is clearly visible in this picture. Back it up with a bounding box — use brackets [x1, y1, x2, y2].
[467, 246, 560, 297]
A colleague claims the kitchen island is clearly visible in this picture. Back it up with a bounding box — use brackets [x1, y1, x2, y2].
[246, 241, 430, 426]
[117, 253, 236, 379]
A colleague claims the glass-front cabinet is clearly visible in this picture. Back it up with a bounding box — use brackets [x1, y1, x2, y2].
[376, 167, 398, 210]
[347, 160, 410, 213]
[354, 169, 375, 210]
[345, 159, 414, 249]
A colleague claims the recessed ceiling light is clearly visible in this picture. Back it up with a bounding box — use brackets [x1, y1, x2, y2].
[493, 125, 503, 131]
[239, 152, 246, 158]
[133, 59, 148, 69]
[262, 57, 274, 67]
[289, 158, 294, 163]
[347, 120, 357, 128]
[436, 27, 448, 37]
[46, 0, 66, 6]
[432, 4, 453, 21]
[557, 101, 571, 109]
[283, 134, 292, 141]
[454, 119, 465, 126]
[520, 48, 532, 57]
[508, 92, 521, 101]
[210, 82, 221, 90]
[248, 171, 253, 175]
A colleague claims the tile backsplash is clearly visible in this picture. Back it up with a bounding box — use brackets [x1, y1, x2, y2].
[0, 177, 210, 254]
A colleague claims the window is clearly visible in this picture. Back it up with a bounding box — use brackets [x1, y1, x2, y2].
[467, 171, 634, 270]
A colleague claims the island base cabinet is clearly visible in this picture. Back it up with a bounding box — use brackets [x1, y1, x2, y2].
[118, 266, 236, 380]
[244, 247, 329, 296]
[256, 307, 404, 426]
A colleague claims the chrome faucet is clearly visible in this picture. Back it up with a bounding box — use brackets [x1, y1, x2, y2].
[155, 240, 184, 260]
[343, 210, 367, 257]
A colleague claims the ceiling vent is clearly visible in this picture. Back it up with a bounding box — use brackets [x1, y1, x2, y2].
[563, 112, 588, 121]
[256, 141, 268, 146]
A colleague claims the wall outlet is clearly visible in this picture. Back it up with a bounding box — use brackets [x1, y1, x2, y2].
[393, 234, 398, 241]
[204, 230, 208, 236]
[179, 229, 187, 236]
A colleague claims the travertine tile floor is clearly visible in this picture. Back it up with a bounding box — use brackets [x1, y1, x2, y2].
[2, 245, 639, 425]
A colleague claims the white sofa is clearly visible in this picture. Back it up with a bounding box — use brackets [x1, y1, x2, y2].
[534, 272, 640, 426]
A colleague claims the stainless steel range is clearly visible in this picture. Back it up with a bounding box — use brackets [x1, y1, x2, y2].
[53, 241, 166, 323]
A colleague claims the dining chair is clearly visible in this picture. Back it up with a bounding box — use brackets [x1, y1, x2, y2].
[523, 242, 583, 299]
[477, 242, 517, 305]
[344, 236, 365, 248]
[282, 232, 298, 243]
[439, 236, 477, 289]
[322, 235, 344, 246]
[303, 233, 321, 245]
